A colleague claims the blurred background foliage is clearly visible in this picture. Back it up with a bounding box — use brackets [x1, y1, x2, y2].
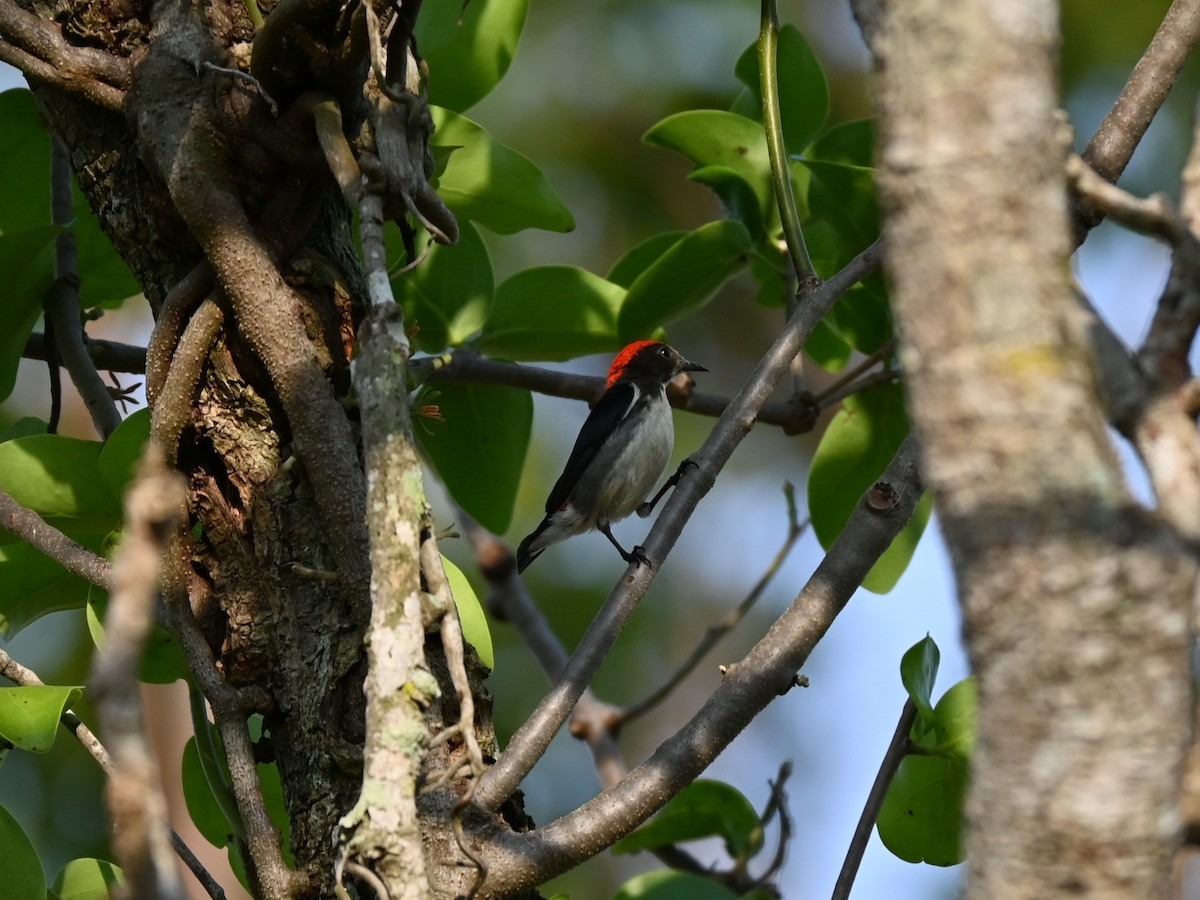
[0, 0, 1193, 896]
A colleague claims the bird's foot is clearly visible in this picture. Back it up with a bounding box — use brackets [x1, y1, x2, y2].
[623, 544, 652, 569]
[637, 458, 700, 518]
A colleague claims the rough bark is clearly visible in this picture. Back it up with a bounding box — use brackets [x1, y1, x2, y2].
[875, 1, 1196, 897]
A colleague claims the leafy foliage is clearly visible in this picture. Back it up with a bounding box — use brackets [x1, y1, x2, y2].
[878, 638, 979, 866]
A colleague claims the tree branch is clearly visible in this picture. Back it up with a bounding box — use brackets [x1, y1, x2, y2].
[832, 699, 917, 900]
[472, 237, 883, 814]
[618, 484, 806, 726]
[0, 489, 113, 590]
[23, 332, 148, 375]
[423, 351, 821, 434]
[477, 435, 924, 894]
[44, 134, 124, 439]
[0, 0, 129, 111]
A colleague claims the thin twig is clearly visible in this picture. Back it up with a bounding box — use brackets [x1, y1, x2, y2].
[810, 339, 896, 406]
[619, 484, 807, 725]
[145, 263, 213, 408]
[0, 489, 113, 589]
[815, 368, 900, 410]
[832, 698, 917, 900]
[45, 134, 123, 438]
[1067, 155, 1196, 247]
[150, 299, 224, 467]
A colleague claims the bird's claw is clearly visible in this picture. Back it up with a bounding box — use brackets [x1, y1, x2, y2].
[625, 545, 652, 569]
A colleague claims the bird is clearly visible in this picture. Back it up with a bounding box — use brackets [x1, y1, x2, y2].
[516, 340, 706, 573]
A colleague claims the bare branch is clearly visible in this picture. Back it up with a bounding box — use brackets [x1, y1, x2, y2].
[0, 0, 128, 111]
[145, 262, 212, 408]
[43, 135, 124, 438]
[473, 238, 883, 814]
[90, 445, 188, 900]
[832, 699, 917, 900]
[619, 485, 807, 725]
[0, 489, 113, 589]
[423, 351, 822, 435]
[1067, 155, 1197, 247]
[151, 299, 224, 467]
[23, 331, 148, 375]
[1082, 0, 1200, 186]
[477, 435, 924, 893]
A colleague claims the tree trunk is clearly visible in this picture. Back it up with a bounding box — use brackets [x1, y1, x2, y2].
[875, 0, 1196, 896]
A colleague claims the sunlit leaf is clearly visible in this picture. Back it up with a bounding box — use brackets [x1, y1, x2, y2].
[50, 858, 124, 900]
[613, 870, 738, 900]
[394, 221, 493, 352]
[431, 107, 574, 234]
[418, 0, 528, 112]
[0, 684, 81, 752]
[618, 220, 751, 342]
[442, 556, 494, 669]
[478, 266, 625, 361]
[900, 636, 940, 732]
[607, 232, 687, 289]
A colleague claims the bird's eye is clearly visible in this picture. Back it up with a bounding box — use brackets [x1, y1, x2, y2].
[659, 346, 670, 357]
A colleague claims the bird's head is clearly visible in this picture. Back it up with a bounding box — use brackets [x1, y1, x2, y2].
[605, 341, 707, 388]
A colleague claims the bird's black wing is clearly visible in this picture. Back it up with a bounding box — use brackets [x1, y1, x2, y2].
[544, 382, 638, 514]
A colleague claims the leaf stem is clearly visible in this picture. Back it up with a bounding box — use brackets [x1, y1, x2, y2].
[832, 698, 917, 900]
[758, 0, 814, 283]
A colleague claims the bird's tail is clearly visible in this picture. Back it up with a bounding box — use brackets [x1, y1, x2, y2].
[516, 518, 551, 573]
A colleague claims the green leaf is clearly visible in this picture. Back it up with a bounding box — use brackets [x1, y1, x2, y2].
[933, 676, 978, 761]
[0, 90, 50, 234]
[804, 318, 853, 372]
[417, 0, 528, 113]
[644, 110, 773, 215]
[442, 556, 493, 670]
[830, 281, 892, 356]
[0, 417, 48, 441]
[0, 530, 111, 637]
[0, 684, 81, 752]
[607, 232, 688, 289]
[0, 803, 45, 900]
[612, 870, 738, 900]
[50, 859, 124, 900]
[807, 382, 928, 593]
[734, 25, 829, 155]
[618, 220, 752, 342]
[613, 780, 762, 860]
[182, 734, 241, 848]
[800, 159, 880, 255]
[418, 383, 532, 534]
[0, 226, 59, 402]
[393, 221, 493, 353]
[87, 594, 188, 685]
[478, 266, 625, 361]
[430, 107, 574, 234]
[98, 409, 150, 501]
[689, 166, 764, 239]
[877, 751, 967, 866]
[72, 183, 141, 310]
[806, 118, 875, 168]
[900, 636, 940, 732]
[0, 434, 119, 518]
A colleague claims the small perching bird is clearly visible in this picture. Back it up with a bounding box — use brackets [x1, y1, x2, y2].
[516, 340, 706, 573]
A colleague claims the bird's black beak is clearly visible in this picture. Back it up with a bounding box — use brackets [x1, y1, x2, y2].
[680, 357, 708, 374]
